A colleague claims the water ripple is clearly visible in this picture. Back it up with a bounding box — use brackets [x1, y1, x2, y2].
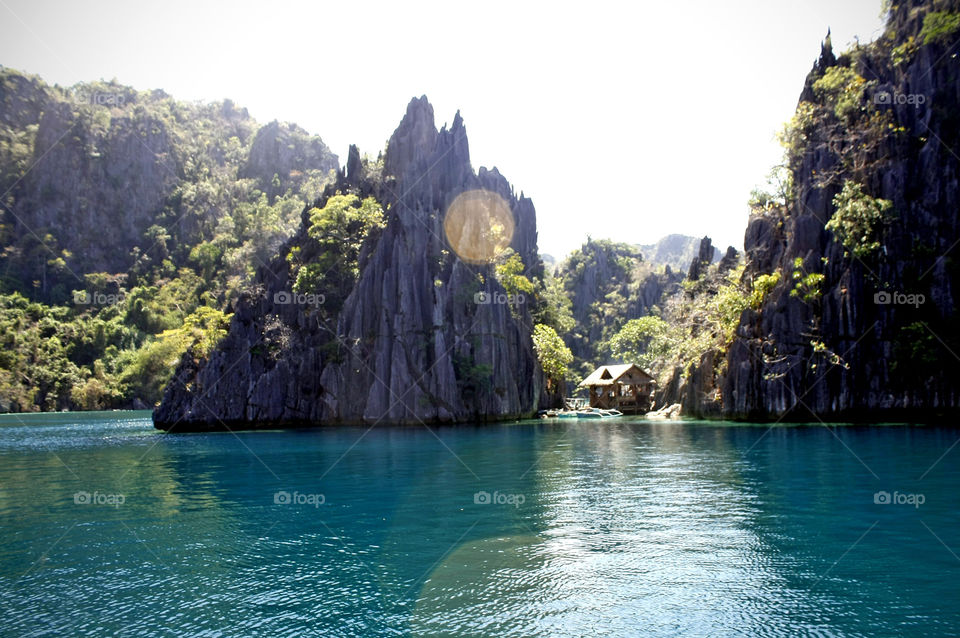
[1, 414, 958, 636]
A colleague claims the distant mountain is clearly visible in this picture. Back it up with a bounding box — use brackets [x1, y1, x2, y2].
[0, 66, 338, 301]
[636, 234, 721, 271]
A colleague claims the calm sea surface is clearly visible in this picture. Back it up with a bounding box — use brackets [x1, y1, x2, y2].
[0, 411, 958, 637]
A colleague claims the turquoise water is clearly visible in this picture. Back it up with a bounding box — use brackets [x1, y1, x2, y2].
[0, 412, 958, 637]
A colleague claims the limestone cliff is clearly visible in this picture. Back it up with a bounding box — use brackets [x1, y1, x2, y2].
[154, 97, 546, 430]
[692, 0, 960, 420]
[0, 68, 337, 291]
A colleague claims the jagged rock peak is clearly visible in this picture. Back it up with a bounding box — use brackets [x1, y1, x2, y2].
[817, 28, 836, 71]
[799, 28, 838, 103]
[384, 95, 438, 178]
[444, 109, 465, 134]
[717, 245, 740, 274]
[345, 144, 363, 182]
[382, 96, 472, 186]
[687, 236, 714, 281]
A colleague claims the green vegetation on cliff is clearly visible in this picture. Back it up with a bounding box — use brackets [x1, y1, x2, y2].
[550, 238, 683, 380]
[0, 67, 337, 411]
[826, 180, 894, 258]
[0, 292, 230, 411]
[604, 261, 749, 390]
[531, 324, 573, 395]
[289, 192, 386, 310]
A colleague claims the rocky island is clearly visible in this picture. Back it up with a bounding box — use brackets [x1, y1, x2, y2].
[154, 98, 550, 430]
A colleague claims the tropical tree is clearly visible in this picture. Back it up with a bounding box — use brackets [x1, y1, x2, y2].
[532, 323, 573, 394]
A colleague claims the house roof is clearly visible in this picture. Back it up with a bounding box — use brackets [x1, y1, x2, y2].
[578, 363, 654, 388]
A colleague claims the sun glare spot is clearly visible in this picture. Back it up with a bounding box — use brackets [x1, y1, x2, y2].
[443, 189, 515, 264]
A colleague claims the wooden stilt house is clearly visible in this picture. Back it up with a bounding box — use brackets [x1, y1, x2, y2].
[578, 364, 655, 413]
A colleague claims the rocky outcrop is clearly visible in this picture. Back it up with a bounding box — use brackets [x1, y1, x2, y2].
[688, 0, 960, 420]
[687, 236, 715, 281]
[241, 120, 338, 200]
[646, 403, 681, 419]
[652, 237, 732, 414]
[154, 97, 547, 430]
[717, 245, 740, 274]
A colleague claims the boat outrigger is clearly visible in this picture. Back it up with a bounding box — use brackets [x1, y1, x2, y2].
[541, 407, 623, 419]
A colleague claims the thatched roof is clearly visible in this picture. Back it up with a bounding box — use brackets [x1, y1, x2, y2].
[578, 363, 654, 388]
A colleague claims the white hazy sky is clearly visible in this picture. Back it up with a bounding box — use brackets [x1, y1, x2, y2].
[0, 0, 885, 260]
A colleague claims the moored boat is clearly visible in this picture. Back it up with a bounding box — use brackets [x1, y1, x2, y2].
[551, 408, 623, 419]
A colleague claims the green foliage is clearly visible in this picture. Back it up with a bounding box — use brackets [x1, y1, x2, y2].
[124, 269, 206, 333]
[0, 123, 39, 194]
[292, 263, 326, 296]
[606, 316, 671, 370]
[70, 363, 123, 411]
[714, 269, 750, 345]
[790, 257, 826, 303]
[748, 188, 779, 213]
[920, 11, 960, 45]
[749, 165, 793, 215]
[600, 264, 750, 388]
[749, 271, 781, 309]
[0, 293, 138, 411]
[494, 252, 535, 298]
[530, 271, 575, 335]
[0, 68, 338, 303]
[808, 339, 849, 372]
[0, 68, 345, 411]
[827, 180, 893, 258]
[532, 324, 573, 392]
[891, 321, 940, 376]
[180, 306, 231, 359]
[812, 66, 868, 122]
[188, 241, 221, 279]
[891, 35, 918, 66]
[118, 306, 231, 405]
[307, 193, 385, 246]
[290, 193, 384, 305]
[555, 238, 653, 375]
[452, 351, 493, 400]
[777, 101, 817, 164]
[0, 273, 229, 410]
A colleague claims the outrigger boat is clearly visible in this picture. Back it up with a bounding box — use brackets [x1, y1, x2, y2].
[550, 407, 622, 419]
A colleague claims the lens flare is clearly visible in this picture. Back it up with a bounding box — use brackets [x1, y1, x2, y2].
[443, 189, 515, 264]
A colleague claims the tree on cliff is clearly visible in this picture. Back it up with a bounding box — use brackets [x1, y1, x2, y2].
[532, 324, 573, 395]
